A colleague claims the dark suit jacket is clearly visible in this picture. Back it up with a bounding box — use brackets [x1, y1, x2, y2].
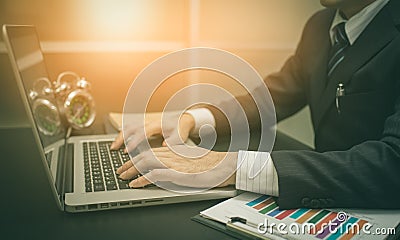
[209, 0, 400, 209]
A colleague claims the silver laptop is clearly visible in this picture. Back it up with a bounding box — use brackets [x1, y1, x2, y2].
[2, 24, 236, 212]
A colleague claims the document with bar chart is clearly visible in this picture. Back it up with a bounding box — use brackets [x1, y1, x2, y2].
[200, 192, 400, 240]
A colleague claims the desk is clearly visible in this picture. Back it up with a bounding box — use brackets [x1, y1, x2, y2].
[0, 127, 310, 240]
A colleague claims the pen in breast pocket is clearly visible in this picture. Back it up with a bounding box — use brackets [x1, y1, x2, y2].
[336, 83, 345, 114]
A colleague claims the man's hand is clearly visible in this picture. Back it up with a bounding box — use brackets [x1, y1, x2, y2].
[116, 146, 237, 189]
[110, 112, 195, 152]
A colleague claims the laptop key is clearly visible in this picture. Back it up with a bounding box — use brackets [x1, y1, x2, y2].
[106, 184, 117, 191]
[119, 183, 130, 189]
[118, 179, 130, 189]
[85, 183, 92, 192]
[93, 173, 101, 180]
[94, 183, 105, 192]
[93, 179, 103, 185]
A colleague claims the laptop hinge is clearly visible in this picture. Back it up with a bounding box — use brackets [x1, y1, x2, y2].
[57, 127, 74, 211]
[55, 145, 65, 186]
[64, 143, 74, 194]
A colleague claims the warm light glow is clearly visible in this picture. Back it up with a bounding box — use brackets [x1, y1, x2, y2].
[80, 0, 186, 41]
[86, 0, 145, 37]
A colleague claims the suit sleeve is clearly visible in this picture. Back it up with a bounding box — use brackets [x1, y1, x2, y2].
[272, 94, 400, 209]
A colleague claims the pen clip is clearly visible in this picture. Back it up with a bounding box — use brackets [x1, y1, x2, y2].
[336, 83, 345, 114]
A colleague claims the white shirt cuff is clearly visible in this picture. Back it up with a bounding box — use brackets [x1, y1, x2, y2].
[185, 108, 216, 136]
[236, 150, 279, 196]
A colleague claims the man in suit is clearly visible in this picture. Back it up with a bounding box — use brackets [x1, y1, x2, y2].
[113, 0, 400, 209]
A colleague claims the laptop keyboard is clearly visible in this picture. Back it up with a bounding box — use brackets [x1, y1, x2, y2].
[83, 141, 131, 192]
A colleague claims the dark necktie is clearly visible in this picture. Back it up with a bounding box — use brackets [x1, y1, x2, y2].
[327, 23, 350, 78]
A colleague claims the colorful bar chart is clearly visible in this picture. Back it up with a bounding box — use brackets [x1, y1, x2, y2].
[245, 195, 369, 240]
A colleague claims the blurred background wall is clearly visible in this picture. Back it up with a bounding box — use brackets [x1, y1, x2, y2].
[0, 0, 322, 147]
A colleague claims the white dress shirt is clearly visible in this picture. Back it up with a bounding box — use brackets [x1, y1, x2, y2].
[330, 0, 389, 45]
[186, 0, 389, 196]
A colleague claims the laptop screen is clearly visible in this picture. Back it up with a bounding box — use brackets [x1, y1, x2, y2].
[3, 25, 67, 160]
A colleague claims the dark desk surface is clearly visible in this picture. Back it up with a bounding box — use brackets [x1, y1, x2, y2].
[0, 127, 310, 240]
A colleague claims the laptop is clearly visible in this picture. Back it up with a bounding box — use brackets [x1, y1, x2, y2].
[2, 24, 237, 212]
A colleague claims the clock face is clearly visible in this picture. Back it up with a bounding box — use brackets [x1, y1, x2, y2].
[64, 90, 95, 128]
[33, 99, 61, 136]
